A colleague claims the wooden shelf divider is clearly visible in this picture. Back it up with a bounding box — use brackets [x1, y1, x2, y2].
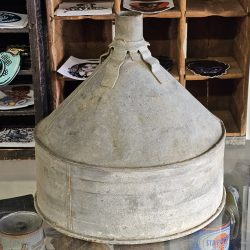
[54, 11, 182, 20]
[169, 65, 180, 80]
[143, 9, 181, 18]
[0, 148, 35, 160]
[18, 69, 33, 75]
[54, 14, 115, 21]
[0, 26, 29, 33]
[0, 106, 35, 117]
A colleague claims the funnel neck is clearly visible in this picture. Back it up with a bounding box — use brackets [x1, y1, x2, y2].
[115, 12, 143, 42]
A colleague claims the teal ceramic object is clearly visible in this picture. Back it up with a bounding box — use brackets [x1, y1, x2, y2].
[0, 52, 20, 87]
[0, 58, 4, 76]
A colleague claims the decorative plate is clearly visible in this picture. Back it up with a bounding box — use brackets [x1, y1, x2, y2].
[0, 12, 28, 29]
[0, 127, 34, 147]
[0, 12, 21, 23]
[0, 52, 21, 87]
[0, 84, 34, 110]
[123, 0, 174, 14]
[68, 62, 99, 79]
[187, 60, 230, 78]
[57, 56, 100, 80]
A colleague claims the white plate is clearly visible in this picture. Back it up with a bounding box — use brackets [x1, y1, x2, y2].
[0, 84, 34, 110]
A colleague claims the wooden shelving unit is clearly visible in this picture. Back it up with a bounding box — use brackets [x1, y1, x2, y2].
[46, 0, 250, 142]
[0, 0, 50, 159]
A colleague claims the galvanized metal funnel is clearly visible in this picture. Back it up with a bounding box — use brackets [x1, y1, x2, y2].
[35, 12, 225, 244]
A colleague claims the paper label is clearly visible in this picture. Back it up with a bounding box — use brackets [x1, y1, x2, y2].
[192, 223, 230, 250]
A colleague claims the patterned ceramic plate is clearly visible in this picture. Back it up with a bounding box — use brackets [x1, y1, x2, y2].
[0, 84, 34, 110]
[68, 61, 99, 79]
[123, 0, 174, 14]
[0, 12, 21, 23]
[187, 60, 230, 78]
[0, 127, 34, 147]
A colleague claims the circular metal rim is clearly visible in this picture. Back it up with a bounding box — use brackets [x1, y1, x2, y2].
[35, 121, 226, 170]
[34, 187, 226, 245]
[0, 211, 43, 236]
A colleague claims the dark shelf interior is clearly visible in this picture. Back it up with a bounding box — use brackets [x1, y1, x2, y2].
[0, 106, 35, 116]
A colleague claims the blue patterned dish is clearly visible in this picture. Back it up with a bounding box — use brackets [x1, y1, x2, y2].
[0, 12, 21, 23]
[0, 52, 21, 87]
[187, 60, 230, 78]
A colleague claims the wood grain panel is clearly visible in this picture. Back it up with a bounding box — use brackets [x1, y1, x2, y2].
[187, 0, 246, 17]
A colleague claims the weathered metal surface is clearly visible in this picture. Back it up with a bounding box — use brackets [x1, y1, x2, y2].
[45, 217, 229, 250]
[35, 12, 225, 244]
[0, 212, 45, 250]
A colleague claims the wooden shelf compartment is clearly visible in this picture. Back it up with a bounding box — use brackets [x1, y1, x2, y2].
[63, 80, 80, 99]
[7, 75, 33, 86]
[144, 18, 180, 78]
[1, 0, 27, 14]
[143, 9, 181, 19]
[187, 16, 245, 57]
[49, 19, 112, 107]
[186, 0, 246, 18]
[186, 56, 243, 80]
[51, 19, 112, 71]
[212, 110, 240, 136]
[0, 33, 30, 57]
[186, 15, 249, 137]
[187, 16, 247, 78]
[186, 79, 243, 136]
